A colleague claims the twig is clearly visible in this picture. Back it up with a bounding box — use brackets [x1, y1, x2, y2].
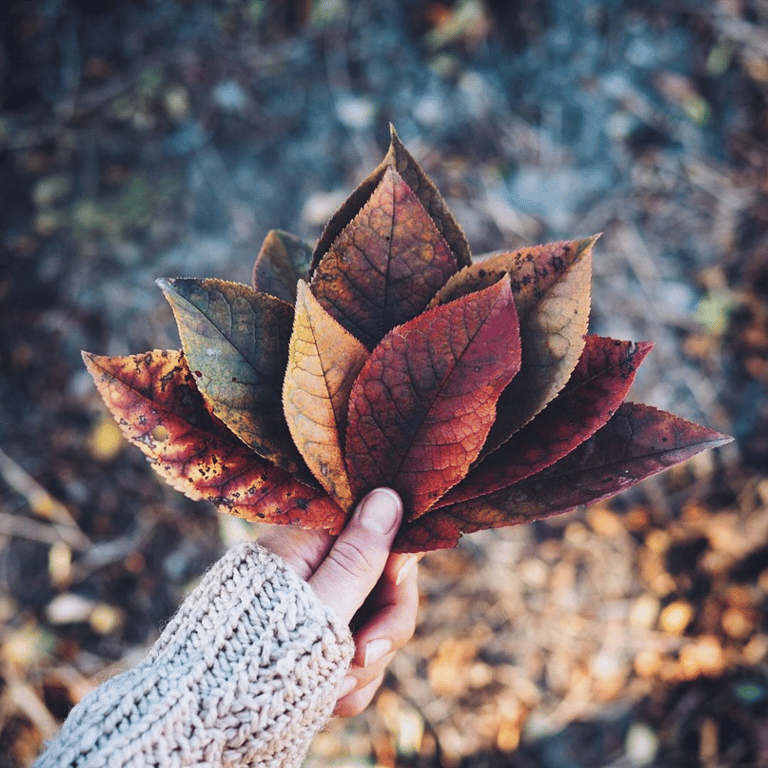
[3, 666, 61, 741]
[0, 448, 76, 526]
[0, 511, 89, 551]
[0, 448, 91, 549]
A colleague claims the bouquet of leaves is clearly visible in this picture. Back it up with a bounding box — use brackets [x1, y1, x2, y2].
[84, 128, 731, 552]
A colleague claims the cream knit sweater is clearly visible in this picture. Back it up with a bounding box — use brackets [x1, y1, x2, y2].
[35, 542, 355, 768]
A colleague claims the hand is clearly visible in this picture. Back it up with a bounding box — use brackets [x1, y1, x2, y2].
[257, 488, 419, 716]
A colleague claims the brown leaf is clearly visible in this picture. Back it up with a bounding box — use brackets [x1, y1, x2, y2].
[283, 281, 369, 510]
[470, 237, 597, 453]
[252, 229, 314, 304]
[438, 336, 653, 506]
[394, 402, 732, 552]
[82, 350, 345, 530]
[344, 276, 521, 515]
[311, 124, 472, 276]
[157, 278, 310, 479]
[311, 166, 459, 349]
[433, 237, 594, 311]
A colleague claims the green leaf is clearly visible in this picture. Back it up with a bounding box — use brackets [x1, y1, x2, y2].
[158, 277, 310, 480]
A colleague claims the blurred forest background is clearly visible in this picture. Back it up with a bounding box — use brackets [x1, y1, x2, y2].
[1, 0, 767, 765]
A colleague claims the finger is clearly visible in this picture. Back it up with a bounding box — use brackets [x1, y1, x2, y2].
[257, 526, 335, 580]
[309, 488, 403, 625]
[385, 551, 423, 587]
[342, 648, 396, 700]
[353, 557, 419, 667]
[334, 672, 386, 718]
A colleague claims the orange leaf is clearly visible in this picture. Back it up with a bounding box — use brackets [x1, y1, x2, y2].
[82, 350, 345, 531]
[344, 276, 521, 514]
[433, 237, 594, 313]
[311, 166, 459, 349]
[283, 281, 369, 510]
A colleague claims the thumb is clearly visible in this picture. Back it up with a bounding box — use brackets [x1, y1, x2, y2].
[308, 488, 403, 624]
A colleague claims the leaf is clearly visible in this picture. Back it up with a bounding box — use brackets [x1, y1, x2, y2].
[394, 402, 732, 552]
[283, 281, 369, 510]
[437, 336, 653, 507]
[252, 229, 314, 304]
[157, 278, 309, 479]
[82, 350, 345, 531]
[479, 237, 596, 453]
[311, 124, 471, 276]
[344, 276, 521, 515]
[311, 166, 459, 349]
[432, 237, 596, 313]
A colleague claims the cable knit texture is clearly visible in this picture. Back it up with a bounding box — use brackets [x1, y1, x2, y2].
[35, 542, 355, 768]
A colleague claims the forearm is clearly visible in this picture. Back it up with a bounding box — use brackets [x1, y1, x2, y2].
[35, 542, 354, 768]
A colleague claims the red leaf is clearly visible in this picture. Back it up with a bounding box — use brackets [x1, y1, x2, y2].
[82, 350, 345, 531]
[344, 276, 521, 514]
[311, 166, 459, 349]
[311, 124, 471, 276]
[438, 336, 653, 506]
[394, 402, 732, 552]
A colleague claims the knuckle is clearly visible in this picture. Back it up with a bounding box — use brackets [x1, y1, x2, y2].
[336, 675, 382, 717]
[336, 699, 364, 718]
[384, 610, 415, 648]
[328, 537, 379, 579]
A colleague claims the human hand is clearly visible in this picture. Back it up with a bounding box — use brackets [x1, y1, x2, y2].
[257, 488, 419, 716]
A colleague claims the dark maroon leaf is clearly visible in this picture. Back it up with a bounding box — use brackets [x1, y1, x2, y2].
[394, 403, 732, 552]
[437, 336, 653, 506]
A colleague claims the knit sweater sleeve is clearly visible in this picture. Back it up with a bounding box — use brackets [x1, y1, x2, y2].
[34, 542, 355, 768]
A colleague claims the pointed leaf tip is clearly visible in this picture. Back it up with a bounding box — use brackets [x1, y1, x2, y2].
[311, 127, 471, 276]
[439, 335, 654, 507]
[252, 229, 314, 303]
[393, 403, 732, 551]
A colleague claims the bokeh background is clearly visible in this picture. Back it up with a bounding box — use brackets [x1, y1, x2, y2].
[1, 0, 767, 765]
